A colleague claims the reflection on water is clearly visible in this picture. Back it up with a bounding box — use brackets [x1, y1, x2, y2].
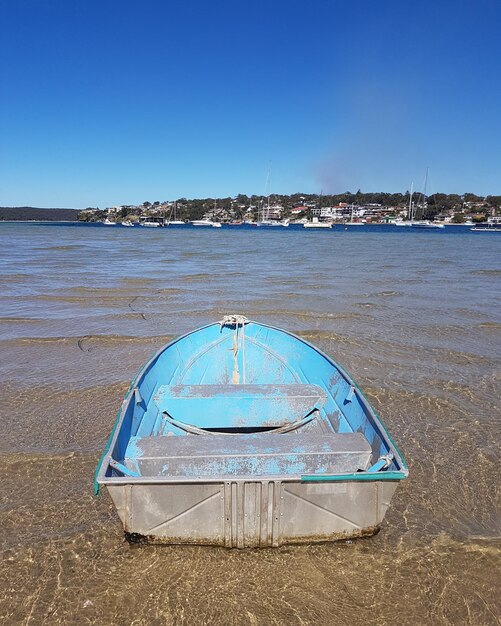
[0, 223, 500, 624]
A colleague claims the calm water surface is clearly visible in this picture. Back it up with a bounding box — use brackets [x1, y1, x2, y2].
[0, 223, 500, 625]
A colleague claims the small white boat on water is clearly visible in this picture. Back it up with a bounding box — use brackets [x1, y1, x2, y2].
[140, 220, 161, 228]
[470, 224, 501, 232]
[121, 220, 134, 227]
[408, 170, 444, 229]
[165, 203, 186, 225]
[410, 221, 445, 229]
[256, 168, 289, 227]
[191, 219, 221, 227]
[102, 218, 117, 226]
[257, 220, 289, 227]
[303, 218, 331, 229]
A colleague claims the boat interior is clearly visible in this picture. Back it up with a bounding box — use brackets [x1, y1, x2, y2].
[105, 321, 400, 481]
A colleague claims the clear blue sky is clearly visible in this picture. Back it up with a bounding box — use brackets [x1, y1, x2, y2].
[1, 0, 500, 208]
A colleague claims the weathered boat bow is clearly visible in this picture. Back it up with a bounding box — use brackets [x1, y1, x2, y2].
[95, 317, 408, 547]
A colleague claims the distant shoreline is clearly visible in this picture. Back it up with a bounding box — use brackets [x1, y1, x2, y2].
[0, 220, 482, 227]
[0, 219, 80, 223]
[0, 207, 80, 221]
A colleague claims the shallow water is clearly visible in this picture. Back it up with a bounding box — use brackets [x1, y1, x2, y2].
[0, 222, 500, 625]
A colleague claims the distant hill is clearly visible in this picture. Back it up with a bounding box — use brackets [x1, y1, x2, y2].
[0, 206, 80, 221]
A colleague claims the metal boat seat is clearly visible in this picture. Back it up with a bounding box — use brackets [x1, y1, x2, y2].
[124, 432, 372, 478]
[153, 383, 328, 432]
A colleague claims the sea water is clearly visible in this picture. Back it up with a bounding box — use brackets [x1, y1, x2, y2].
[0, 222, 499, 625]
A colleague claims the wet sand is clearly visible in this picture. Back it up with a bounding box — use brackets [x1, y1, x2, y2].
[0, 223, 500, 624]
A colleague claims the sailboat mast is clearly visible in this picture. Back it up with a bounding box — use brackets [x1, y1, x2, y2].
[423, 167, 429, 218]
[265, 163, 271, 221]
[409, 182, 414, 222]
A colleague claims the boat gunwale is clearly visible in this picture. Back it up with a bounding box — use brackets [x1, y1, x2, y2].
[94, 320, 408, 494]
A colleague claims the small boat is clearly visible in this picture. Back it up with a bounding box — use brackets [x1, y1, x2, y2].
[121, 220, 134, 227]
[191, 219, 221, 227]
[256, 220, 289, 227]
[102, 218, 117, 226]
[95, 316, 408, 548]
[408, 169, 444, 229]
[256, 166, 288, 227]
[140, 220, 161, 228]
[343, 206, 365, 226]
[470, 224, 501, 232]
[165, 202, 186, 225]
[303, 218, 331, 229]
[410, 221, 445, 229]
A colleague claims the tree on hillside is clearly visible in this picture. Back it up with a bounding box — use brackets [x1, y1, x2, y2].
[462, 193, 483, 203]
[485, 195, 501, 209]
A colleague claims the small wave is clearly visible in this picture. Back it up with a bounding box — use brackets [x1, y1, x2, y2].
[353, 302, 383, 309]
[477, 322, 501, 330]
[0, 272, 31, 282]
[296, 330, 362, 346]
[156, 287, 186, 294]
[121, 277, 159, 286]
[247, 309, 374, 322]
[370, 290, 402, 298]
[180, 273, 213, 282]
[1, 334, 172, 348]
[471, 269, 501, 276]
[0, 317, 39, 323]
[35, 244, 82, 251]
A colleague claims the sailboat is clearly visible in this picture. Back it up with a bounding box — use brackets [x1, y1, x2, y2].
[410, 169, 444, 229]
[256, 166, 289, 227]
[256, 200, 273, 226]
[344, 204, 364, 225]
[165, 202, 185, 226]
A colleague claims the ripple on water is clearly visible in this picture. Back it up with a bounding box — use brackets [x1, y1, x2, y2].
[470, 269, 501, 276]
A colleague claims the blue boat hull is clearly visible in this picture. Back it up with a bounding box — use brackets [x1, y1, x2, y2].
[95, 319, 408, 547]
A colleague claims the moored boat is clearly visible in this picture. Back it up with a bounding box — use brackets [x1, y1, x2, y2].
[95, 316, 408, 547]
[303, 218, 331, 228]
[191, 219, 221, 227]
[470, 224, 501, 232]
[256, 220, 289, 227]
[410, 220, 445, 229]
